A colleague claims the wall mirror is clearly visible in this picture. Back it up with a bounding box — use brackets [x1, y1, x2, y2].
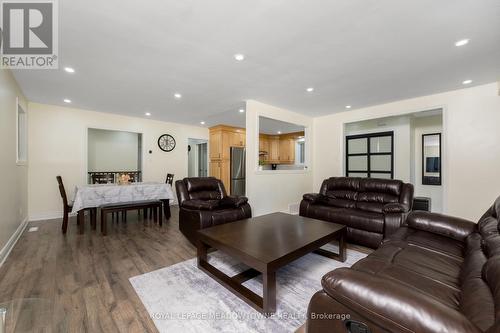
[258, 116, 306, 171]
[422, 133, 441, 185]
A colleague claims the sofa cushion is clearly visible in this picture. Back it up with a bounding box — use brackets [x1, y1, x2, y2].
[305, 205, 384, 233]
[185, 177, 222, 200]
[385, 227, 465, 259]
[407, 211, 477, 242]
[210, 208, 248, 226]
[319, 197, 356, 209]
[360, 178, 403, 196]
[383, 202, 407, 213]
[344, 209, 385, 233]
[320, 177, 360, 201]
[219, 196, 248, 208]
[182, 199, 220, 210]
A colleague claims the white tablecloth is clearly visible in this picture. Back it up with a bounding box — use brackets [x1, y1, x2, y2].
[71, 182, 175, 213]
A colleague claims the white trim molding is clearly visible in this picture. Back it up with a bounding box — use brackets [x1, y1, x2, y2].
[0, 218, 29, 267]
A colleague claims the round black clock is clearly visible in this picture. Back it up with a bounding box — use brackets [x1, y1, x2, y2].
[158, 134, 176, 152]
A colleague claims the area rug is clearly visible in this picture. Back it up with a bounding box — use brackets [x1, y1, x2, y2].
[130, 244, 367, 333]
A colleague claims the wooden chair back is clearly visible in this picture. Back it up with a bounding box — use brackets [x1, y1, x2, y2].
[56, 176, 69, 208]
[166, 173, 174, 186]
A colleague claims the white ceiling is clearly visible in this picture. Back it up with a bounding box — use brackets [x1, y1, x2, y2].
[259, 116, 304, 135]
[12, 0, 500, 127]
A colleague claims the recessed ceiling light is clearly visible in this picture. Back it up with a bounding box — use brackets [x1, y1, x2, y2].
[345, 105, 352, 109]
[63, 99, 71, 103]
[174, 93, 182, 99]
[277, 131, 282, 134]
[145, 112, 151, 116]
[462, 79, 472, 85]
[306, 87, 314, 92]
[200, 121, 205, 125]
[239, 109, 245, 113]
[64, 67, 75, 73]
[455, 39, 469, 47]
[234, 53, 245, 61]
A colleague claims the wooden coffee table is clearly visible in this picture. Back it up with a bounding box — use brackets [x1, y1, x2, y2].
[196, 212, 346, 314]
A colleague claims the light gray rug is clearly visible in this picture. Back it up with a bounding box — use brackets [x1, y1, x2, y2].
[130, 244, 367, 333]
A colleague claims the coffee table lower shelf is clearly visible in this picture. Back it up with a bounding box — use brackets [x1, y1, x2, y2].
[197, 229, 346, 315]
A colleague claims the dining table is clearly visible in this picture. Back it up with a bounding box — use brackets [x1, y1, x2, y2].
[71, 182, 175, 233]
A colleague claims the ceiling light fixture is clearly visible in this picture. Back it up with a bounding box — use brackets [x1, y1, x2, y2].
[64, 67, 75, 73]
[345, 105, 352, 109]
[145, 112, 151, 116]
[277, 131, 282, 134]
[455, 39, 469, 47]
[234, 53, 245, 61]
[306, 87, 314, 92]
[462, 79, 472, 85]
[63, 98, 71, 103]
[239, 109, 245, 113]
[174, 93, 182, 99]
[200, 121, 206, 125]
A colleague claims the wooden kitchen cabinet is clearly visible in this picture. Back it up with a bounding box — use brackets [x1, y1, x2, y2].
[209, 161, 221, 179]
[229, 131, 245, 147]
[279, 138, 295, 164]
[209, 125, 246, 193]
[268, 136, 280, 163]
[209, 131, 222, 159]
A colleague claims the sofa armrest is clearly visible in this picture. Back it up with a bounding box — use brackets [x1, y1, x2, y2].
[181, 199, 220, 211]
[219, 196, 248, 208]
[321, 268, 481, 333]
[383, 202, 409, 213]
[406, 211, 476, 241]
[303, 193, 322, 203]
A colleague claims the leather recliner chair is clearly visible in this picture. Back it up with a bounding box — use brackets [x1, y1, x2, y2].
[306, 196, 500, 333]
[175, 177, 251, 245]
[300, 177, 414, 248]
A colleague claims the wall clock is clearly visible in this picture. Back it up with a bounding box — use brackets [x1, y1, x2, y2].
[158, 134, 176, 152]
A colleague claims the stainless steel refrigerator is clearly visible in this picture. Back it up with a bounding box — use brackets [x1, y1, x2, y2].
[230, 147, 246, 196]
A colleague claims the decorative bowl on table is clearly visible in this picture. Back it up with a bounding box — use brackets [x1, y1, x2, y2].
[118, 174, 131, 185]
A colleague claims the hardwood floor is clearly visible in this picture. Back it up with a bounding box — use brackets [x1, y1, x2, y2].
[0, 207, 196, 333]
[0, 209, 372, 332]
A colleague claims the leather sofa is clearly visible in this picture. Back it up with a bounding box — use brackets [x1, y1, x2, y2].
[175, 177, 251, 245]
[300, 177, 414, 248]
[306, 196, 500, 333]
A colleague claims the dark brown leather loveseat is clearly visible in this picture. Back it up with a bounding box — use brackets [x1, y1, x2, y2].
[300, 177, 414, 248]
[306, 196, 500, 333]
[175, 177, 251, 245]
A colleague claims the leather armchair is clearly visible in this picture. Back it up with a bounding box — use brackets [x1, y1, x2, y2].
[300, 177, 414, 248]
[306, 196, 500, 333]
[175, 177, 251, 245]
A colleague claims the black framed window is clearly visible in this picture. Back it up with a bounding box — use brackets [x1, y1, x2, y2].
[346, 131, 394, 179]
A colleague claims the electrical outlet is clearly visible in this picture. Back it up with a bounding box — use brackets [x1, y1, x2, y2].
[28, 227, 38, 232]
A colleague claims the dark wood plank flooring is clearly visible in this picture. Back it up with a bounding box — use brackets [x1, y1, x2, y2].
[0, 209, 372, 332]
[0, 207, 195, 333]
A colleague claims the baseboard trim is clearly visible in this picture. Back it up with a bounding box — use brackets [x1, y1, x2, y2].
[29, 211, 70, 222]
[0, 217, 29, 267]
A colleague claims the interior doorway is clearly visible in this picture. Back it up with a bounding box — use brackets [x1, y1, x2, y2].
[188, 138, 208, 177]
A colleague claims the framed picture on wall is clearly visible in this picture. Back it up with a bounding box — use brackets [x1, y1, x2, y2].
[422, 133, 441, 185]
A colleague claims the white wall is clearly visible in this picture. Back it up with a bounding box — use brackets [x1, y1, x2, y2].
[0, 70, 28, 258]
[313, 83, 500, 221]
[246, 100, 313, 216]
[87, 128, 140, 172]
[412, 115, 443, 212]
[28, 103, 208, 220]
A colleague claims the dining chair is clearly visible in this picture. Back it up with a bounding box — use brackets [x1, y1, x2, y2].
[57, 176, 97, 234]
[166, 173, 174, 186]
[145, 173, 174, 220]
[56, 176, 72, 234]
